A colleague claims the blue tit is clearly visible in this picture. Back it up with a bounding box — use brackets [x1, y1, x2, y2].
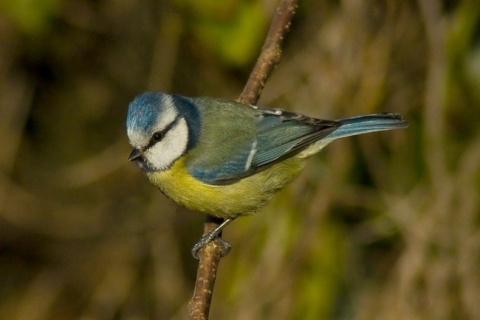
[126, 92, 407, 256]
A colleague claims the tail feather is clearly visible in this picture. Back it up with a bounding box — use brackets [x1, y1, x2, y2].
[326, 113, 408, 140]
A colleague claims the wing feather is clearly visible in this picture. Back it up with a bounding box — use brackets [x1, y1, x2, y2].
[186, 99, 338, 185]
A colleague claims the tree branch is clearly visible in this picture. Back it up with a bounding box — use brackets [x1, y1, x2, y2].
[188, 1, 299, 319]
[238, 0, 299, 105]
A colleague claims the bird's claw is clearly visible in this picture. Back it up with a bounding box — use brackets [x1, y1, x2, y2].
[191, 235, 231, 259]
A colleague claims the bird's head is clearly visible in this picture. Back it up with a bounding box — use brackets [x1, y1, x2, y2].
[126, 92, 200, 172]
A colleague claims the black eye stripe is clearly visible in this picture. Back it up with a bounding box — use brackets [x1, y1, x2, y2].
[146, 117, 181, 149]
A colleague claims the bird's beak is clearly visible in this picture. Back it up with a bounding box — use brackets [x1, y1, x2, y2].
[128, 148, 142, 161]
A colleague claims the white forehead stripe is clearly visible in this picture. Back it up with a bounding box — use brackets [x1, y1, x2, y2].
[128, 130, 146, 148]
[128, 94, 179, 148]
[155, 95, 179, 132]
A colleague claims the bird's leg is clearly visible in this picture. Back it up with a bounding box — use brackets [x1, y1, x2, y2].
[191, 217, 235, 259]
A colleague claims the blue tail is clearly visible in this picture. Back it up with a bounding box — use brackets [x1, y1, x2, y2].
[326, 113, 408, 140]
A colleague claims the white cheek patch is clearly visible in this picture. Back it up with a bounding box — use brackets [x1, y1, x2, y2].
[146, 118, 189, 170]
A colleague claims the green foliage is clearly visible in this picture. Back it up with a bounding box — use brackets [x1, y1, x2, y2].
[176, 0, 268, 67]
[0, 0, 62, 34]
[294, 222, 345, 320]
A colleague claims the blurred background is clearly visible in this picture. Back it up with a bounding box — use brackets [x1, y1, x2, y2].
[1, 0, 479, 319]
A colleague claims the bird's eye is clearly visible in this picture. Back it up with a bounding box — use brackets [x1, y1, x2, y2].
[152, 132, 164, 142]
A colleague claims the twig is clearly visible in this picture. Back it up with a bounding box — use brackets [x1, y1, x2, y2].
[188, 1, 299, 319]
[238, 0, 299, 105]
[187, 216, 225, 320]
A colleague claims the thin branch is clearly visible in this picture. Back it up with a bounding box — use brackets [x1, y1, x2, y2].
[188, 0, 299, 319]
[188, 216, 225, 320]
[239, 0, 299, 105]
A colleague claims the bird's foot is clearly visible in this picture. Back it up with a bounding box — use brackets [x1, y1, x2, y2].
[191, 232, 231, 259]
[191, 217, 235, 259]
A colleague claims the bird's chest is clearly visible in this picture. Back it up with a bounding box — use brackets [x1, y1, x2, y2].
[146, 156, 304, 218]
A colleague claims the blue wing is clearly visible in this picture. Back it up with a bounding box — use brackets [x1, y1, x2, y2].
[250, 108, 339, 168]
[188, 106, 339, 185]
[186, 98, 407, 185]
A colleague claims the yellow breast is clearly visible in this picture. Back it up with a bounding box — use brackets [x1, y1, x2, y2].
[146, 156, 304, 218]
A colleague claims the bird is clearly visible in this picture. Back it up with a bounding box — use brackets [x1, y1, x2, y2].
[126, 92, 408, 257]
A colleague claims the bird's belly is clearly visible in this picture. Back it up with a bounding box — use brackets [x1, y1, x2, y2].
[146, 157, 304, 218]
